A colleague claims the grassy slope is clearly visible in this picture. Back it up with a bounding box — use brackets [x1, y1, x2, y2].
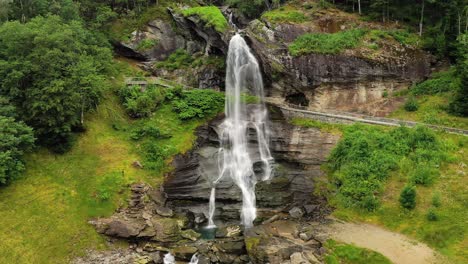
[331, 132, 468, 263]
[325, 240, 392, 264]
[0, 93, 150, 263]
[389, 93, 468, 130]
[0, 59, 210, 263]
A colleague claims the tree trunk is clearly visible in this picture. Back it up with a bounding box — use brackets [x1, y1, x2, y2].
[419, 0, 425, 36]
[358, 0, 361, 15]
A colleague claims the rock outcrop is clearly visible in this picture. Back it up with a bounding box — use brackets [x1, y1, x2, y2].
[164, 105, 339, 226]
[245, 5, 433, 115]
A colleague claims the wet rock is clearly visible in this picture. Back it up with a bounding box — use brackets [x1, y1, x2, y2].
[289, 207, 305, 219]
[156, 206, 174, 217]
[194, 212, 207, 225]
[150, 218, 181, 242]
[216, 225, 242, 238]
[181, 229, 201, 241]
[147, 188, 167, 206]
[172, 246, 198, 261]
[214, 239, 246, 255]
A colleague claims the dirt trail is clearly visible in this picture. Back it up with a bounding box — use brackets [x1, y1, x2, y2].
[322, 221, 446, 264]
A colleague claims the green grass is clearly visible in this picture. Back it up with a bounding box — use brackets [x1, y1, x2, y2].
[289, 29, 367, 56]
[0, 58, 218, 263]
[367, 29, 421, 48]
[261, 7, 307, 24]
[290, 117, 343, 134]
[389, 94, 468, 129]
[0, 93, 152, 263]
[325, 240, 392, 264]
[331, 131, 468, 263]
[182, 6, 228, 33]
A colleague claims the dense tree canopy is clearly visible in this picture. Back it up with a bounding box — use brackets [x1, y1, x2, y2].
[0, 97, 35, 185]
[0, 15, 112, 150]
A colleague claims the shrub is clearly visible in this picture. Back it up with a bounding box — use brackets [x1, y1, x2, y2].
[411, 69, 459, 96]
[142, 142, 174, 171]
[426, 208, 439, 221]
[289, 29, 367, 56]
[136, 38, 158, 51]
[172, 89, 224, 120]
[155, 49, 194, 71]
[404, 96, 419, 112]
[182, 6, 228, 33]
[130, 123, 170, 141]
[410, 166, 438, 186]
[119, 85, 165, 118]
[399, 185, 416, 210]
[432, 192, 442, 207]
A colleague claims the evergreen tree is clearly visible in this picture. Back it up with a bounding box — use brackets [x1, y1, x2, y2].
[399, 185, 417, 210]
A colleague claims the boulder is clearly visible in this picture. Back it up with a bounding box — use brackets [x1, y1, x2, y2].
[172, 246, 198, 261]
[181, 229, 201, 241]
[289, 207, 305, 219]
[104, 219, 145, 238]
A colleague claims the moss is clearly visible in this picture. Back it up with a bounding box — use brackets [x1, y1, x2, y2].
[182, 6, 228, 33]
[289, 29, 367, 56]
[245, 237, 261, 252]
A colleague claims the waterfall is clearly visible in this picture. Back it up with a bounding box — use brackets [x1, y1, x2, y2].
[207, 34, 274, 228]
[163, 253, 199, 264]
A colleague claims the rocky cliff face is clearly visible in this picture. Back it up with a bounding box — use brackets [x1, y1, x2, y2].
[164, 105, 339, 225]
[245, 6, 432, 115]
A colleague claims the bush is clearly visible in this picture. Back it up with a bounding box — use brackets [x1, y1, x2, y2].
[130, 123, 170, 141]
[426, 208, 439, 221]
[410, 166, 438, 186]
[172, 89, 224, 120]
[411, 69, 459, 96]
[404, 96, 419, 112]
[155, 49, 194, 71]
[136, 38, 158, 51]
[142, 142, 174, 171]
[119, 85, 165, 118]
[289, 29, 367, 56]
[432, 192, 442, 207]
[399, 185, 416, 210]
[182, 6, 228, 33]
[328, 125, 446, 211]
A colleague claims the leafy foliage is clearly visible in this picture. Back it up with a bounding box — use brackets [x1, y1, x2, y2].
[182, 6, 228, 33]
[136, 38, 158, 51]
[328, 125, 448, 211]
[0, 15, 112, 150]
[404, 96, 419, 112]
[411, 69, 459, 96]
[119, 85, 166, 118]
[289, 29, 367, 56]
[0, 100, 35, 185]
[399, 185, 416, 210]
[172, 89, 225, 120]
[155, 49, 195, 71]
[225, 0, 270, 18]
[448, 33, 468, 117]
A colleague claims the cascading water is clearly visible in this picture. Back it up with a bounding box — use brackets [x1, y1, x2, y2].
[207, 34, 274, 228]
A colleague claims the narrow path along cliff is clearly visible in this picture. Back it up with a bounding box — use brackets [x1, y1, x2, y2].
[321, 220, 446, 264]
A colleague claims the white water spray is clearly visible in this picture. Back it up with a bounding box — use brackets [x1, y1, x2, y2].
[207, 34, 274, 228]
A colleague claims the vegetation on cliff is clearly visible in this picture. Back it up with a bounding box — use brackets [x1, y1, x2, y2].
[182, 6, 229, 33]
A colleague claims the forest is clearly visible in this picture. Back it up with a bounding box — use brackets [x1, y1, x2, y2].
[0, 0, 467, 264]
